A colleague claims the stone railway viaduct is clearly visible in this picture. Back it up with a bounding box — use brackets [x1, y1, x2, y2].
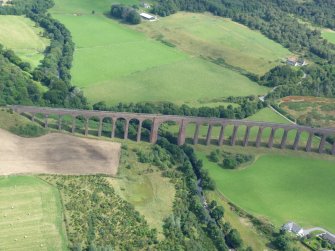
[11, 105, 335, 155]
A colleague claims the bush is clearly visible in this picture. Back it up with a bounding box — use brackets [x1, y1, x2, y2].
[225, 229, 242, 249]
[110, 4, 141, 25]
[10, 124, 46, 137]
[222, 152, 253, 169]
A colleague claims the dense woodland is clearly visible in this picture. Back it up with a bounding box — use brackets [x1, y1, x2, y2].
[274, 0, 335, 30]
[263, 65, 335, 99]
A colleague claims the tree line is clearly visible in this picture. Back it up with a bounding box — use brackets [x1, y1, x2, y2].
[93, 97, 266, 120]
[0, 45, 42, 105]
[0, 0, 88, 108]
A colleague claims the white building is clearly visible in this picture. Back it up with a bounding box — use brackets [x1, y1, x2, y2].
[282, 222, 304, 237]
[140, 12, 157, 21]
[142, 2, 151, 9]
[286, 56, 308, 67]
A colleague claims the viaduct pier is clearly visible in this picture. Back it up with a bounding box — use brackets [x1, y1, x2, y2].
[11, 105, 335, 155]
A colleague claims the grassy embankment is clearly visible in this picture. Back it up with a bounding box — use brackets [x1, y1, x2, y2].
[50, 0, 268, 105]
[0, 176, 67, 251]
[0, 15, 49, 68]
[108, 142, 176, 239]
[0, 109, 47, 137]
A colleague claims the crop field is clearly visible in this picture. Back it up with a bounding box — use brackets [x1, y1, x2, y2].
[167, 107, 322, 150]
[0, 176, 67, 251]
[322, 29, 335, 44]
[135, 12, 291, 75]
[0, 16, 49, 68]
[280, 96, 335, 128]
[50, 0, 268, 105]
[197, 150, 335, 232]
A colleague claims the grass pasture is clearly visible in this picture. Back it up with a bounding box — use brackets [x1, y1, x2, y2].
[0, 176, 67, 251]
[197, 150, 335, 232]
[322, 29, 335, 45]
[84, 58, 267, 104]
[50, 0, 268, 105]
[135, 12, 291, 75]
[0, 16, 49, 68]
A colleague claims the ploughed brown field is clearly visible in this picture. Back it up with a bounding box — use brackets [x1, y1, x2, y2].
[0, 129, 121, 175]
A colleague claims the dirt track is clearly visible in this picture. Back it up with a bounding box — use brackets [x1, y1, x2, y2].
[0, 129, 121, 175]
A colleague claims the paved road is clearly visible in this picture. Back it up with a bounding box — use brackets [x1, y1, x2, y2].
[303, 227, 335, 238]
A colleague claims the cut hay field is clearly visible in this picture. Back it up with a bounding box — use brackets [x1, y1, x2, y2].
[135, 12, 291, 75]
[197, 150, 335, 232]
[0, 176, 67, 251]
[50, 0, 268, 105]
[0, 16, 49, 68]
[280, 96, 335, 128]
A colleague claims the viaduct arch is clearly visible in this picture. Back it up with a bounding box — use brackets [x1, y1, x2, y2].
[11, 105, 335, 155]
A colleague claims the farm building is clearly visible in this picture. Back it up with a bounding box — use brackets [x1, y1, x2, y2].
[141, 2, 151, 9]
[140, 12, 157, 21]
[321, 233, 335, 245]
[287, 56, 308, 67]
[282, 222, 304, 237]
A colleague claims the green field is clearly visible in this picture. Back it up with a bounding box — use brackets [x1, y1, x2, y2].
[50, 0, 268, 105]
[135, 12, 291, 75]
[197, 151, 335, 232]
[322, 29, 335, 44]
[0, 176, 67, 251]
[0, 16, 49, 68]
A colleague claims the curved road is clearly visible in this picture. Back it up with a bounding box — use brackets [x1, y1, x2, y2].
[303, 227, 335, 238]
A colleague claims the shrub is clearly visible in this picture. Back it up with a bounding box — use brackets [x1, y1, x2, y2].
[10, 124, 46, 137]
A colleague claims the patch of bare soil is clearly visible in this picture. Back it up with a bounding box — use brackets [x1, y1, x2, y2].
[0, 129, 121, 176]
